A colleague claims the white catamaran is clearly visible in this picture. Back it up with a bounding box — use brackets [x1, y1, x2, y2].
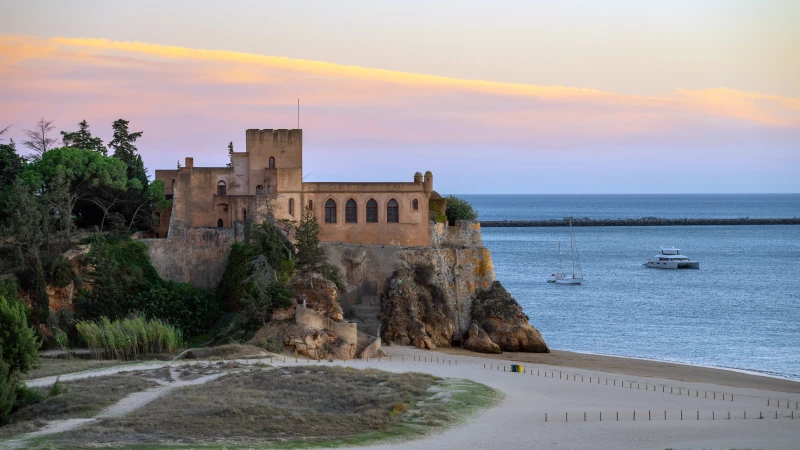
[548, 220, 584, 285]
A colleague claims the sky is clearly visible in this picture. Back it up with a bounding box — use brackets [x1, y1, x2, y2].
[2, 0, 799, 194]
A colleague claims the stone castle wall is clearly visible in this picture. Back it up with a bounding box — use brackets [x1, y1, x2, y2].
[141, 220, 245, 289]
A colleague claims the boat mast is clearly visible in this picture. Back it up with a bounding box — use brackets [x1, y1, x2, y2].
[569, 220, 576, 277]
[557, 240, 563, 276]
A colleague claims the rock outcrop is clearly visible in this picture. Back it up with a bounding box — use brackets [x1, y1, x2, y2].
[380, 264, 456, 350]
[251, 322, 357, 360]
[288, 271, 342, 321]
[462, 322, 501, 354]
[470, 281, 549, 353]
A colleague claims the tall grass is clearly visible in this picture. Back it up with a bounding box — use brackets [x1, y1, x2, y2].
[76, 316, 183, 360]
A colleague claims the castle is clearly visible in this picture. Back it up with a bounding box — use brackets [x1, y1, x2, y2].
[154, 129, 440, 246]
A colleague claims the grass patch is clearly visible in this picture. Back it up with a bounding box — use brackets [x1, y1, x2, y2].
[24, 358, 130, 380]
[177, 344, 273, 360]
[0, 370, 163, 438]
[49, 366, 499, 448]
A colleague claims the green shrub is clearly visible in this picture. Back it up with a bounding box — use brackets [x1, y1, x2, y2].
[76, 315, 183, 360]
[252, 336, 283, 353]
[131, 282, 219, 338]
[53, 327, 70, 353]
[323, 263, 346, 292]
[0, 361, 14, 425]
[14, 383, 44, 410]
[44, 254, 75, 288]
[445, 195, 478, 223]
[0, 295, 41, 377]
[48, 377, 67, 397]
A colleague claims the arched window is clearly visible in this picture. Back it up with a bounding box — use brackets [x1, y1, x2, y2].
[269, 157, 275, 168]
[217, 181, 226, 196]
[412, 198, 419, 211]
[366, 199, 378, 223]
[255, 185, 264, 195]
[268, 185, 273, 195]
[345, 199, 357, 223]
[242, 209, 247, 221]
[387, 199, 399, 223]
[288, 198, 295, 216]
[308, 199, 313, 211]
[324, 199, 337, 223]
[217, 218, 224, 227]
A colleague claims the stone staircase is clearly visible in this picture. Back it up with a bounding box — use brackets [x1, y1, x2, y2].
[348, 294, 381, 337]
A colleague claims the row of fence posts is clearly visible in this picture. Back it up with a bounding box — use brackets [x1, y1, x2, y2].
[262, 354, 796, 410]
[480, 364, 739, 402]
[544, 409, 795, 422]
[767, 399, 799, 410]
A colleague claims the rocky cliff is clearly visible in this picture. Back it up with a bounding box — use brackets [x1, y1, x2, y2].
[324, 220, 549, 353]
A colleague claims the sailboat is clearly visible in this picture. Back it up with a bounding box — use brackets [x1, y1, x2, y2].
[547, 220, 584, 285]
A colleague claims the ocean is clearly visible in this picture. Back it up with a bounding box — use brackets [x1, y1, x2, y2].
[462, 194, 800, 381]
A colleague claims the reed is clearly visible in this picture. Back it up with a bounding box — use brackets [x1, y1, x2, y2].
[76, 315, 183, 360]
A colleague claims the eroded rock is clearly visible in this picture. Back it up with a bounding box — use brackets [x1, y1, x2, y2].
[288, 271, 342, 321]
[462, 322, 501, 354]
[470, 281, 549, 353]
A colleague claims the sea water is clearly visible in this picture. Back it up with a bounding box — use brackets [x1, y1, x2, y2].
[462, 195, 800, 380]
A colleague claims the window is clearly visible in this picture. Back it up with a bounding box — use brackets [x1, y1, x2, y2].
[412, 198, 419, 210]
[308, 199, 313, 211]
[288, 198, 295, 216]
[366, 199, 378, 223]
[242, 209, 247, 221]
[269, 157, 275, 168]
[345, 199, 357, 223]
[171, 179, 176, 193]
[256, 185, 264, 195]
[217, 181, 226, 196]
[268, 185, 273, 195]
[325, 199, 337, 223]
[217, 218, 224, 227]
[387, 199, 399, 223]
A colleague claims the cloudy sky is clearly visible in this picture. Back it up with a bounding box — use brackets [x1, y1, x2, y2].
[2, 0, 798, 193]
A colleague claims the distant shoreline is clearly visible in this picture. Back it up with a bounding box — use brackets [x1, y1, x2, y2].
[480, 217, 800, 227]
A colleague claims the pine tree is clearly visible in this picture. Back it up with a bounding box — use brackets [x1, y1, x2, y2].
[109, 119, 146, 187]
[60, 120, 107, 155]
[295, 206, 324, 271]
[226, 141, 234, 167]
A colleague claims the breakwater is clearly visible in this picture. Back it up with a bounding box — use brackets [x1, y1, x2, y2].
[480, 217, 800, 227]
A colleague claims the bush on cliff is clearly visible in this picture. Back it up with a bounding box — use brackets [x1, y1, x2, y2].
[445, 195, 478, 224]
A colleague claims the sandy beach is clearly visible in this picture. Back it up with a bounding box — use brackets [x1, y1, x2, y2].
[345, 346, 800, 450]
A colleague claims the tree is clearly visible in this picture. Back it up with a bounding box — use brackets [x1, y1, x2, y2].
[445, 195, 478, 223]
[109, 119, 146, 188]
[0, 125, 10, 140]
[2, 179, 49, 321]
[0, 139, 25, 191]
[226, 141, 234, 167]
[295, 206, 324, 271]
[60, 120, 107, 155]
[21, 147, 130, 235]
[21, 118, 57, 157]
[128, 179, 168, 230]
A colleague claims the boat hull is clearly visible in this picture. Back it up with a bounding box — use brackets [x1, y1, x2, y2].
[554, 277, 583, 284]
[645, 261, 699, 269]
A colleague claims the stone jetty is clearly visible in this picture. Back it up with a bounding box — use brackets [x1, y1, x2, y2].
[480, 217, 800, 227]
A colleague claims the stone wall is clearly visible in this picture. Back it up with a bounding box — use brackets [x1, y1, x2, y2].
[141, 220, 245, 289]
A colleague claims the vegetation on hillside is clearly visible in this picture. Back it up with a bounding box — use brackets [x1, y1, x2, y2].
[0, 294, 41, 425]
